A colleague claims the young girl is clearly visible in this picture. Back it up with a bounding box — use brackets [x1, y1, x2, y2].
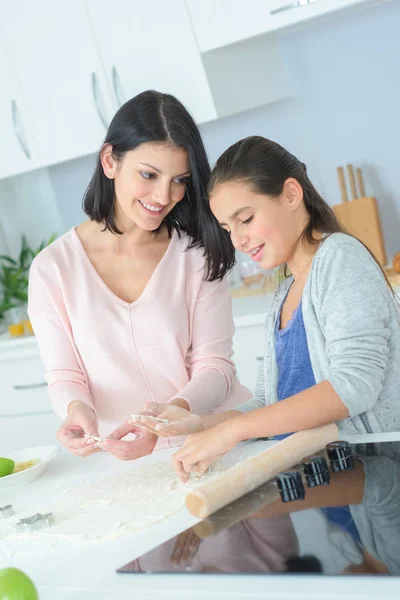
[27, 91, 250, 460]
[136, 135, 400, 480]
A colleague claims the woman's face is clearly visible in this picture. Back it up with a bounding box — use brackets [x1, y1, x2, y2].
[103, 142, 190, 232]
[210, 180, 305, 270]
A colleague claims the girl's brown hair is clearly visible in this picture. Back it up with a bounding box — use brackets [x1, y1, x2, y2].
[209, 136, 395, 294]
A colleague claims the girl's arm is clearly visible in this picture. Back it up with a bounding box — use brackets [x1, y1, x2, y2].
[230, 380, 348, 443]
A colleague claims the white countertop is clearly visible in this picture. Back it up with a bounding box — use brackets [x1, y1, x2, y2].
[1, 430, 400, 599]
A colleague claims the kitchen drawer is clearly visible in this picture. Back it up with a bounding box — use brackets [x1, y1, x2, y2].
[0, 355, 49, 416]
[233, 324, 265, 393]
[0, 411, 60, 453]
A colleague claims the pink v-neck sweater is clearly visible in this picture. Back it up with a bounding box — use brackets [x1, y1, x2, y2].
[28, 228, 250, 439]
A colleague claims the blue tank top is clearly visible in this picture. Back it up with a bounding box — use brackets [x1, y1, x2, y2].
[274, 297, 361, 544]
[275, 299, 315, 441]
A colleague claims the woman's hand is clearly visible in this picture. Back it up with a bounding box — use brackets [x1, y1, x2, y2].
[56, 401, 100, 457]
[132, 402, 204, 437]
[103, 419, 158, 461]
[172, 422, 239, 482]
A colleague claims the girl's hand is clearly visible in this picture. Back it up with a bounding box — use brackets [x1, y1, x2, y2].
[172, 423, 238, 482]
[103, 419, 158, 461]
[56, 401, 100, 457]
[132, 402, 204, 437]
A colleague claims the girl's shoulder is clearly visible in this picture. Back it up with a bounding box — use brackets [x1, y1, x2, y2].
[315, 232, 378, 271]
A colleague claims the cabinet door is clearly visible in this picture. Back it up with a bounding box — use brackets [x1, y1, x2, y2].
[187, 0, 371, 52]
[2, 0, 115, 169]
[232, 324, 265, 393]
[85, 0, 217, 125]
[267, 0, 369, 32]
[0, 34, 39, 180]
[186, 0, 272, 53]
[0, 355, 49, 416]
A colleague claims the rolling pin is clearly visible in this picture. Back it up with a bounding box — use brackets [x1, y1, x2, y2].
[185, 423, 338, 519]
[192, 480, 279, 539]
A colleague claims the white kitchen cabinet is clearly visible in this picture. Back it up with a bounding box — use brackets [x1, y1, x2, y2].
[186, 0, 374, 53]
[232, 322, 265, 393]
[0, 33, 39, 179]
[85, 0, 217, 125]
[0, 352, 50, 417]
[0, 412, 60, 453]
[1, 0, 115, 170]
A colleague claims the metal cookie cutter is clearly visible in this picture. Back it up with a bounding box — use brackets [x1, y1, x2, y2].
[0, 505, 14, 519]
[16, 513, 54, 533]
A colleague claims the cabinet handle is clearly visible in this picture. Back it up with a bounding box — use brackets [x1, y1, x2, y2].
[256, 356, 264, 362]
[13, 382, 47, 391]
[111, 66, 125, 107]
[91, 72, 108, 130]
[11, 99, 32, 159]
[271, 0, 319, 16]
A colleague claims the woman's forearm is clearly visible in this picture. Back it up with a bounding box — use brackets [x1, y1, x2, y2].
[232, 380, 349, 443]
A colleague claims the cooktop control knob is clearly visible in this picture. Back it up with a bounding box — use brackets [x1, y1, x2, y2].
[326, 441, 355, 472]
[276, 471, 305, 503]
[302, 456, 330, 487]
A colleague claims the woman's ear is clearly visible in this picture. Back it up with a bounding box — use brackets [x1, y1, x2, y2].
[283, 178, 303, 212]
[100, 143, 117, 179]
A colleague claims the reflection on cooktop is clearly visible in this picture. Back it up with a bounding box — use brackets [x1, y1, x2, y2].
[117, 440, 400, 577]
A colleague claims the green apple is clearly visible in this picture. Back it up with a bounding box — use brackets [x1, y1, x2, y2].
[0, 568, 38, 600]
[0, 458, 15, 478]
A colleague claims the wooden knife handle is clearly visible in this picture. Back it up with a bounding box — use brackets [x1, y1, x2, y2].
[337, 166, 348, 203]
[356, 168, 366, 198]
[346, 164, 358, 200]
[185, 424, 339, 519]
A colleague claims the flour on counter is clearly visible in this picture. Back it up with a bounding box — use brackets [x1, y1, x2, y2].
[0, 439, 273, 555]
[0, 461, 225, 550]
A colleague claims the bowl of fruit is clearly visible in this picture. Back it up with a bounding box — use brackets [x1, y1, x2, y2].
[0, 446, 59, 491]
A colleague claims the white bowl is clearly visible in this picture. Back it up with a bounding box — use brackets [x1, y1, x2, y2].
[0, 445, 59, 491]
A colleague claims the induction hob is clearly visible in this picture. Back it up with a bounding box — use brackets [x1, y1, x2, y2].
[117, 439, 400, 579]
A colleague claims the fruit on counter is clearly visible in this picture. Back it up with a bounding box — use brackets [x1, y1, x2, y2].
[0, 567, 38, 600]
[12, 459, 39, 474]
[0, 458, 39, 478]
[0, 458, 15, 478]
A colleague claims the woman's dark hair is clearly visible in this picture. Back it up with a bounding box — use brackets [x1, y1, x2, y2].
[209, 135, 395, 292]
[83, 90, 234, 281]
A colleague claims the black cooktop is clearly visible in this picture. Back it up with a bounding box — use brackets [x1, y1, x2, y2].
[118, 439, 400, 577]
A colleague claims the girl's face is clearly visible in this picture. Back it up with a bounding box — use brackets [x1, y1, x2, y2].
[102, 142, 190, 232]
[210, 180, 306, 270]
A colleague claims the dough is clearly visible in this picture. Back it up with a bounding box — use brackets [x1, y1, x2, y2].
[0, 461, 226, 549]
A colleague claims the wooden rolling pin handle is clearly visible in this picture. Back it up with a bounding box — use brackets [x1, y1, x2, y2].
[346, 164, 358, 200]
[186, 423, 339, 519]
[337, 166, 348, 203]
[356, 168, 366, 198]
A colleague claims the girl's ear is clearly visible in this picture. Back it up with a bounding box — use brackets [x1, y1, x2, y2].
[100, 143, 117, 179]
[283, 177, 303, 212]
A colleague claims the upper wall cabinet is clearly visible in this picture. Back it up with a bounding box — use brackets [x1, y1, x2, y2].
[1, 0, 116, 169]
[186, 0, 373, 53]
[85, 0, 217, 125]
[0, 35, 40, 179]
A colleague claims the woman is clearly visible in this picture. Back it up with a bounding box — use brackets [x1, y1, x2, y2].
[136, 136, 400, 480]
[28, 91, 250, 460]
